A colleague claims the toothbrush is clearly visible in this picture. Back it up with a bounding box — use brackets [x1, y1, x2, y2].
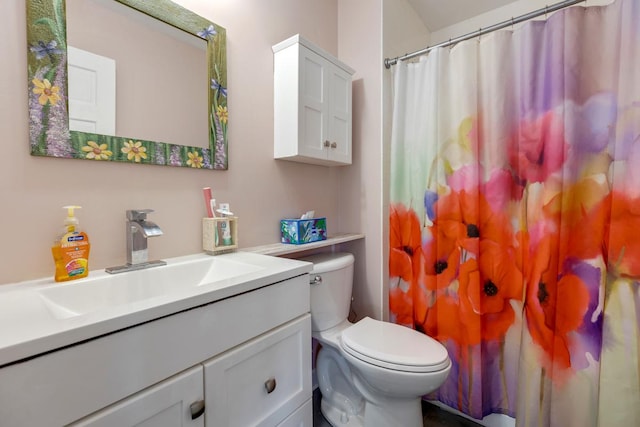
[202, 187, 214, 218]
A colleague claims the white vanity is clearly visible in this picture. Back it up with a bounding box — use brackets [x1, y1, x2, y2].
[0, 252, 313, 426]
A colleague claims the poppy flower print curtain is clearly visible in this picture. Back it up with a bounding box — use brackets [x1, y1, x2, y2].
[388, 1, 640, 426]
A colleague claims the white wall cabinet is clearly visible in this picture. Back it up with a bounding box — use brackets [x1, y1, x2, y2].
[273, 34, 354, 166]
[0, 275, 312, 427]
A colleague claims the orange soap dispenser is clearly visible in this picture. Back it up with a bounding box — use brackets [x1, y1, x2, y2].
[51, 205, 91, 282]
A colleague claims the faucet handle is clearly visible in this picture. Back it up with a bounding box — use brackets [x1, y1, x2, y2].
[127, 209, 155, 221]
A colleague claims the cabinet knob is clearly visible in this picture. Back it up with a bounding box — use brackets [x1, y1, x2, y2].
[330, 142, 337, 148]
[310, 275, 322, 285]
[323, 140, 331, 147]
[265, 377, 277, 394]
[190, 400, 205, 420]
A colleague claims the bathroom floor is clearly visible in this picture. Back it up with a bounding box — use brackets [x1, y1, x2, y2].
[312, 388, 482, 427]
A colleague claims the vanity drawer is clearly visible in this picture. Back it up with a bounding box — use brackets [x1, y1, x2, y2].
[203, 314, 311, 427]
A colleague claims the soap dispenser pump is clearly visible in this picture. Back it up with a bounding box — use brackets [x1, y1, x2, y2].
[51, 205, 91, 282]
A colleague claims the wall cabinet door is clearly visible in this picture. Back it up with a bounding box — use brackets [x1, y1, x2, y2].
[274, 35, 354, 166]
[70, 366, 205, 427]
[203, 315, 312, 427]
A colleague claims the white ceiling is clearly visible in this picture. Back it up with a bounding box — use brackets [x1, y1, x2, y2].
[407, 0, 520, 32]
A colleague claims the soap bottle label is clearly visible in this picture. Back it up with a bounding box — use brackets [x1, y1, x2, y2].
[53, 231, 90, 281]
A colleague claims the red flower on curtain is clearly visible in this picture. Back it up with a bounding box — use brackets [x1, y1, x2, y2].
[541, 178, 610, 263]
[424, 294, 480, 346]
[422, 245, 522, 346]
[457, 240, 523, 343]
[521, 231, 591, 378]
[509, 111, 568, 184]
[389, 203, 427, 327]
[422, 225, 461, 291]
[433, 190, 513, 254]
[389, 203, 423, 283]
[607, 192, 640, 279]
[390, 285, 416, 327]
[547, 188, 640, 281]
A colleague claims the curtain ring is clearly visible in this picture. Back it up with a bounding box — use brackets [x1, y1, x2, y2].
[511, 17, 514, 31]
[545, 5, 548, 18]
[478, 27, 482, 41]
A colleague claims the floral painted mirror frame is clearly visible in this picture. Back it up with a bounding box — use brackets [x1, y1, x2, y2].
[27, 0, 228, 170]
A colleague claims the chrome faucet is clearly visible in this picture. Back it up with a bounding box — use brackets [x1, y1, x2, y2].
[106, 209, 167, 274]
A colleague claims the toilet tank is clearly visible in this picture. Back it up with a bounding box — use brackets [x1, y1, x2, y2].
[299, 252, 354, 332]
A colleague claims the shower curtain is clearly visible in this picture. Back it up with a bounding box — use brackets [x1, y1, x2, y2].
[388, 0, 640, 426]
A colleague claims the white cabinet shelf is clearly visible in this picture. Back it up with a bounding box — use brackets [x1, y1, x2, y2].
[243, 232, 365, 257]
[273, 34, 354, 166]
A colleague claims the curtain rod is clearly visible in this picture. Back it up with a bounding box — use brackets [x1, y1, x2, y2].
[384, 0, 586, 69]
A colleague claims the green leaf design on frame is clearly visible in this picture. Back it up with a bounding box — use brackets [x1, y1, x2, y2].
[26, 0, 228, 170]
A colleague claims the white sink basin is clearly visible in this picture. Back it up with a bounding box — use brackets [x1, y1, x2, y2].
[37, 255, 265, 319]
[0, 251, 311, 367]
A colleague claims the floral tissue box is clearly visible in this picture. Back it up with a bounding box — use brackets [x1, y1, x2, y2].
[280, 218, 327, 245]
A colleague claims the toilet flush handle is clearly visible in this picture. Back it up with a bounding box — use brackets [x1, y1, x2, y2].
[310, 275, 322, 285]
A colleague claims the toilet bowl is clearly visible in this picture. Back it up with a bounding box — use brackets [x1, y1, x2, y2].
[300, 252, 451, 427]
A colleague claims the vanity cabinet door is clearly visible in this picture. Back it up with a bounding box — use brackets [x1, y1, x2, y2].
[70, 366, 205, 427]
[273, 35, 353, 166]
[277, 399, 312, 427]
[203, 314, 312, 427]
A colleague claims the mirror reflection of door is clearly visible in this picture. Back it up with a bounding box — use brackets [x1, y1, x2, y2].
[65, 0, 209, 148]
[68, 46, 116, 135]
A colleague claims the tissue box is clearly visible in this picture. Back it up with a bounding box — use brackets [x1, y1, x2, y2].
[280, 218, 327, 244]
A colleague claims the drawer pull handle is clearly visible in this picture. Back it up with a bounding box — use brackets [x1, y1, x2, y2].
[265, 377, 277, 394]
[190, 400, 205, 420]
[310, 275, 322, 285]
[330, 142, 337, 148]
[323, 140, 331, 147]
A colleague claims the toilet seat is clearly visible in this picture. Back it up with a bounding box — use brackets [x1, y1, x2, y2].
[341, 317, 450, 373]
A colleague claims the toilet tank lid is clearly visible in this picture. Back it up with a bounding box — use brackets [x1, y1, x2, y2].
[299, 252, 354, 274]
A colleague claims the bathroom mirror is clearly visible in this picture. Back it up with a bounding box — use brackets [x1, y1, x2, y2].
[27, 0, 228, 170]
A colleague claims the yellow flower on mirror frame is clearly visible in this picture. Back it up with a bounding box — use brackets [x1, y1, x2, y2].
[121, 140, 147, 163]
[81, 141, 113, 160]
[216, 105, 228, 124]
[187, 151, 204, 168]
[32, 78, 61, 105]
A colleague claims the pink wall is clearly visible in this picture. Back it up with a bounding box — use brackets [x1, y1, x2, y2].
[0, 0, 345, 285]
[338, 0, 386, 320]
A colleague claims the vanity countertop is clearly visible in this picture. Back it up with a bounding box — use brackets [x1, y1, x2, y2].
[0, 251, 312, 367]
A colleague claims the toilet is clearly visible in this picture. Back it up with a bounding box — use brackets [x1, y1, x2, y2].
[301, 252, 451, 427]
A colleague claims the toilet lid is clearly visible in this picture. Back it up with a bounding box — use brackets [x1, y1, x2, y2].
[341, 317, 450, 373]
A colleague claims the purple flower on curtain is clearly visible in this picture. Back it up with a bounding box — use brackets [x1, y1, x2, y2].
[564, 258, 604, 369]
[424, 190, 438, 222]
[565, 93, 617, 154]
